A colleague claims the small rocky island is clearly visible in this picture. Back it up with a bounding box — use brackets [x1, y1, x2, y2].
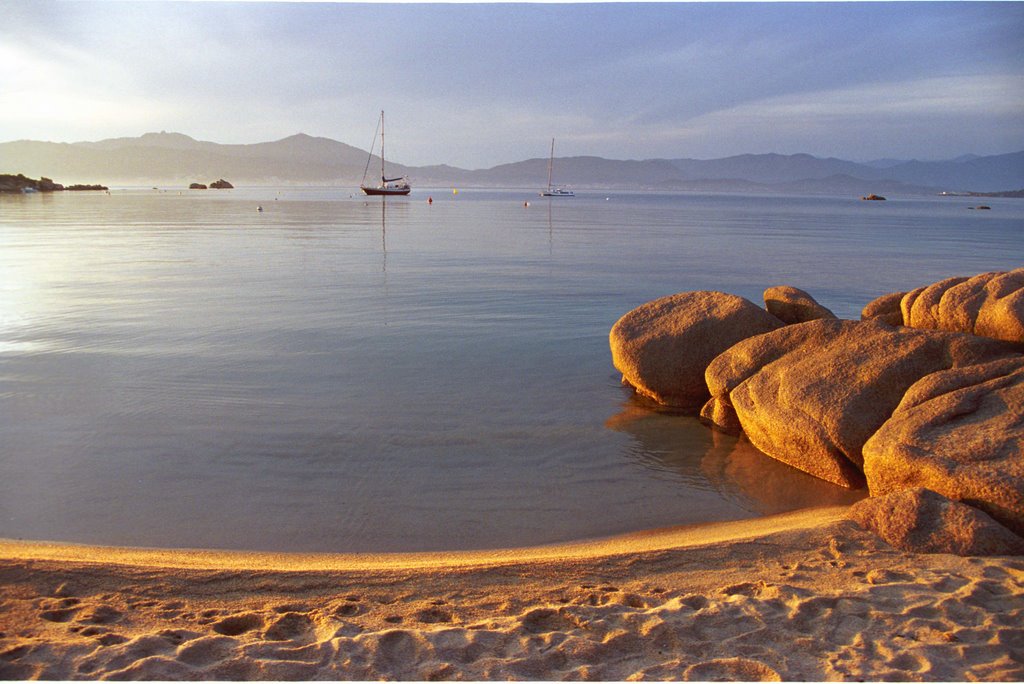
[0, 174, 107, 193]
[610, 268, 1024, 556]
[189, 179, 234, 190]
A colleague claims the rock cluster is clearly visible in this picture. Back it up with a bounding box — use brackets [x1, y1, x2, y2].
[1, 174, 108, 193]
[862, 268, 1024, 343]
[0, 173, 64, 193]
[702, 319, 1018, 489]
[610, 269, 1024, 555]
[189, 179, 234, 190]
[609, 291, 782, 411]
[66, 184, 109, 191]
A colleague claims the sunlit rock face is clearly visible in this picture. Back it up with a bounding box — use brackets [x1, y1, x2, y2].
[763, 285, 837, 325]
[609, 291, 783, 411]
[850, 487, 1024, 556]
[863, 357, 1024, 536]
[861, 291, 907, 326]
[700, 319, 855, 438]
[702, 319, 1019, 488]
[862, 268, 1024, 344]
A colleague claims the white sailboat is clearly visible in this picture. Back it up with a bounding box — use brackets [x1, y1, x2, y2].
[540, 138, 574, 197]
[360, 110, 411, 196]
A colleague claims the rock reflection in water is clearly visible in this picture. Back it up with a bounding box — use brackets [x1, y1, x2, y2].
[606, 399, 865, 516]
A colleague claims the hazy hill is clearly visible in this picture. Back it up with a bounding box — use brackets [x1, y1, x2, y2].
[469, 156, 684, 187]
[0, 132, 392, 186]
[1, 131, 1021, 194]
[881, 151, 1024, 192]
[665, 153, 871, 185]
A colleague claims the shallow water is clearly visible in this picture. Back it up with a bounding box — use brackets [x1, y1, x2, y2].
[1, 187, 1020, 552]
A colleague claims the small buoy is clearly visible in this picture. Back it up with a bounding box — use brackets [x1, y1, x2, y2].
[428, 197, 433, 204]
[606, 197, 610, 201]
[524, 201, 529, 207]
[257, 205, 263, 212]
[452, 188, 458, 195]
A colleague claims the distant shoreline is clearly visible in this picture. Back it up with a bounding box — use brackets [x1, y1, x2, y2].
[4, 132, 1022, 195]
[0, 173, 107, 194]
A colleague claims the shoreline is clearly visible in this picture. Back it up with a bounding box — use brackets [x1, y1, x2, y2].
[3, 506, 1022, 681]
[0, 505, 850, 572]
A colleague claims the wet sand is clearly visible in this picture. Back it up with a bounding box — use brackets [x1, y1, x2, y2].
[2, 506, 1022, 680]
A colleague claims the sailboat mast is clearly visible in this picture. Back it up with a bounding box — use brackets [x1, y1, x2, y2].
[380, 110, 385, 182]
[547, 138, 554, 190]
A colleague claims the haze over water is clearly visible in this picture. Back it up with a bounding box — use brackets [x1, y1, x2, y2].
[1, 188, 1021, 552]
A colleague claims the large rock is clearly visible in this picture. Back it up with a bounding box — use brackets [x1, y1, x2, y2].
[863, 356, 1024, 536]
[701, 319, 1020, 487]
[850, 488, 1024, 556]
[861, 291, 906, 326]
[763, 285, 836, 324]
[610, 291, 783, 411]
[901, 269, 1024, 344]
[701, 319, 846, 436]
[210, 178, 234, 189]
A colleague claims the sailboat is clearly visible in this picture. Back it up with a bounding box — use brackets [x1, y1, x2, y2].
[540, 138, 574, 197]
[360, 110, 411, 196]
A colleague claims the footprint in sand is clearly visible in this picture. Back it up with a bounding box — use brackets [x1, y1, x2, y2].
[720, 581, 766, 597]
[334, 597, 362, 617]
[95, 633, 129, 647]
[414, 606, 454, 624]
[518, 607, 577, 634]
[129, 600, 160, 609]
[38, 597, 81, 623]
[272, 603, 310, 613]
[39, 607, 79, 623]
[176, 635, 240, 667]
[887, 651, 929, 675]
[679, 594, 709, 611]
[157, 629, 199, 646]
[263, 613, 314, 642]
[374, 630, 424, 667]
[684, 657, 782, 681]
[78, 605, 123, 625]
[197, 608, 221, 624]
[211, 613, 263, 636]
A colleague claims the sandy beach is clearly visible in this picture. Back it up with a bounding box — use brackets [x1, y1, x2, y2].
[2, 506, 1022, 681]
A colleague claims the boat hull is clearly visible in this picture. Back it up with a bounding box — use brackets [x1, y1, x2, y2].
[540, 190, 574, 197]
[361, 186, 411, 196]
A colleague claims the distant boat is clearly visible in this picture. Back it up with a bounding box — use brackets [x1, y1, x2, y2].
[540, 138, 574, 197]
[360, 110, 411, 196]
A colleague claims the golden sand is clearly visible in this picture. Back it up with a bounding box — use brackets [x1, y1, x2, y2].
[2, 506, 1022, 680]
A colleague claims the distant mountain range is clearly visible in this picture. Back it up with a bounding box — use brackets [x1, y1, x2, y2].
[1, 131, 1022, 195]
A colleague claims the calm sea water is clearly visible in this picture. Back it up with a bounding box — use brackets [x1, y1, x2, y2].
[1, 187, 1021, 552]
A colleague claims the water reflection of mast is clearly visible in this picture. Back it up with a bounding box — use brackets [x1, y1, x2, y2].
[381, 196, 387, 274]
[547, 197, 553, 256]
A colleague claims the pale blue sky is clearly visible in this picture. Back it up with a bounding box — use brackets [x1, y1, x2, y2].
[2, 1, 1022, 167]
